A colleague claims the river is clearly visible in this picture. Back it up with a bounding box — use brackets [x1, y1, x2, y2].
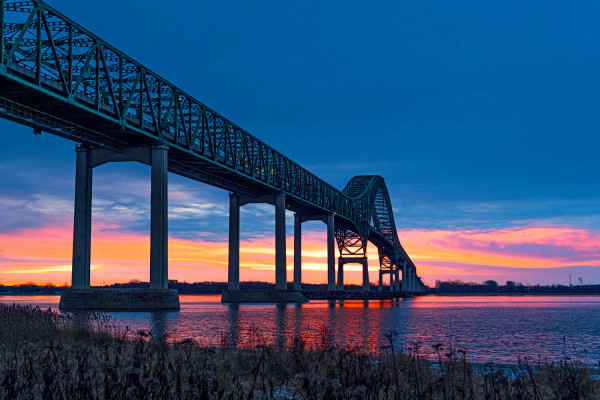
[1, 294, 599, 365]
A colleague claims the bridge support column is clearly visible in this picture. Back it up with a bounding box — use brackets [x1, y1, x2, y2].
[62, 144, 179, 310]
[337, 258, 344, 291]
[362, 258, 370, 292]
[394, 269, 401, 292]
[327, 213, 336, 291]
[406, 268, 413, 292]
[275, 193, 287, 290]
[222, 193, 307, 303]
[72, 146, 92, 289]
[293, 213, 302, 291]
[228, 193, 240, 291]
[401, 261, 408, 292]
[378, 270, 383, 292]
[150, 144, 169, 290]
[389, 271, 394, 292]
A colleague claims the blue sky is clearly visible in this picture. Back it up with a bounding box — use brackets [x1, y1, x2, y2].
[0, 0, 599, 285]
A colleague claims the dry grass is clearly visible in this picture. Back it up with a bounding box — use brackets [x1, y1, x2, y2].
[0, 303, 598, 399]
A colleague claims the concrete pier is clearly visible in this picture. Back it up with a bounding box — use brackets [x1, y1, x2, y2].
[293, 213, 302, 291]
[60, 144, 179, 311]
[336, 259, 344, 291]
[402, 261, 407, 292]
[60, 289, 180, 310]
[228, 193, 240, 291]
[327, 213, 336, 291]
[275, 193, 286, 290]
[394, 269, 401, 291]
[378, 270, 383, 292]
[337, 257, 370, 292]
[71, 147, 92, 289]
[223, 192, 306, 303]
[362, 258, 370, 292]
[150, 144, 168, 290]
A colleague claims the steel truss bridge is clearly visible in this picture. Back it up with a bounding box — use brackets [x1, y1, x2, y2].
[0, 0, 427, 298]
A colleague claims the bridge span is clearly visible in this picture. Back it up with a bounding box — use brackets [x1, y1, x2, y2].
[0, 0, 427, 308]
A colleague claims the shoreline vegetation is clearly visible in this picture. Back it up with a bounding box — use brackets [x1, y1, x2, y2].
[0, 304, 598, 399]
[1, 280, 600, 296]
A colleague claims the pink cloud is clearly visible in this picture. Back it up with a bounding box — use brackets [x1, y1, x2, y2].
[1, 222, 599, 287]
[398, 224, 600, 285]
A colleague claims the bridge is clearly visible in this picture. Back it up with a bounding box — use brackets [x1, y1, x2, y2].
[0, 0, 427, 308]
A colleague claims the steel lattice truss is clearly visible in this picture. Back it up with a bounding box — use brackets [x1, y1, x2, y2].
[335, 176, 418, 274]
[0, 0, 425, 290]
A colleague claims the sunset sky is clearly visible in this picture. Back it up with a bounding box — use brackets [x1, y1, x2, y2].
[1, 0, 599, 287]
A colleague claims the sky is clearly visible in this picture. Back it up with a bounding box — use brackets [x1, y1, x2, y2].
[1, 0, 599, 287]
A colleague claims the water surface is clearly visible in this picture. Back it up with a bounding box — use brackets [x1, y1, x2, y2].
[2, 294, 599, 364]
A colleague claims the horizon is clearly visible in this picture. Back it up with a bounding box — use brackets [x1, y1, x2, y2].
[2, 279, 596, 288]
[1, 0, 599, 288]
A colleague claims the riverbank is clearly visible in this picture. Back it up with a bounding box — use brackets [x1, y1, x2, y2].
[0, 303, 597, 399]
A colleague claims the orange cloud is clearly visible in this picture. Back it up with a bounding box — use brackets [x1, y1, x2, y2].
[0, 224, 342, 285]
[1, 223, 599, 286]
[398, 224, 600, 284]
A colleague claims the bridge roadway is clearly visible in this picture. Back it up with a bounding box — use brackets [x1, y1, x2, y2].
[0, 0, 426, 307]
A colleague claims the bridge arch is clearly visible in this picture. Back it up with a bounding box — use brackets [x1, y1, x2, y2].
[334, 175, 424, 291]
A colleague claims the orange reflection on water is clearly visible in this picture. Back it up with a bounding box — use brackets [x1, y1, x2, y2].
[1, 294, 600, 364]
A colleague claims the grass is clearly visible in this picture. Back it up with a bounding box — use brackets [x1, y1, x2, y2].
[0, 303, 598, 399]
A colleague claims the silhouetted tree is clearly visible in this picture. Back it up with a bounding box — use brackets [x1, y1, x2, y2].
[483, 280, 499, 291]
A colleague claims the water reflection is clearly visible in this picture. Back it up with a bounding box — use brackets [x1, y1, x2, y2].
[227, 303, 240, 346]
[150, 311, 168, 341]
[275, 304, 287, 345]
[2, 294, 599, 364]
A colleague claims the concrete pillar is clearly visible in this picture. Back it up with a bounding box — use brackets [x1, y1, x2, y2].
[389, 270, 394, 292]
[327, 213, 336, 291]
[293, 213, 302, 291]
[378, 270, 383, 292]
[275, 193, 287, 290]
[362, 258, 370, 292]
[337, 258, 344, 291]
[402, 261, 408, 292]
[412, 270, 417, 292]
[72, 146, 92, 289]
[150, 144, 168, 290]
[228, 193, 240, 291]
[394, 269, 401, 292]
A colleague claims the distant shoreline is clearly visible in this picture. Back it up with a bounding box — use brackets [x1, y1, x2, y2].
[2, 280, 599, 296]
[431, 292, 600, 296]
[2, 291, 600, 298]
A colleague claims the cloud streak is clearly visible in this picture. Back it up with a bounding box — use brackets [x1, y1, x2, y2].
[399, 224, 600, 285]
[1, 220, 599, 286]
